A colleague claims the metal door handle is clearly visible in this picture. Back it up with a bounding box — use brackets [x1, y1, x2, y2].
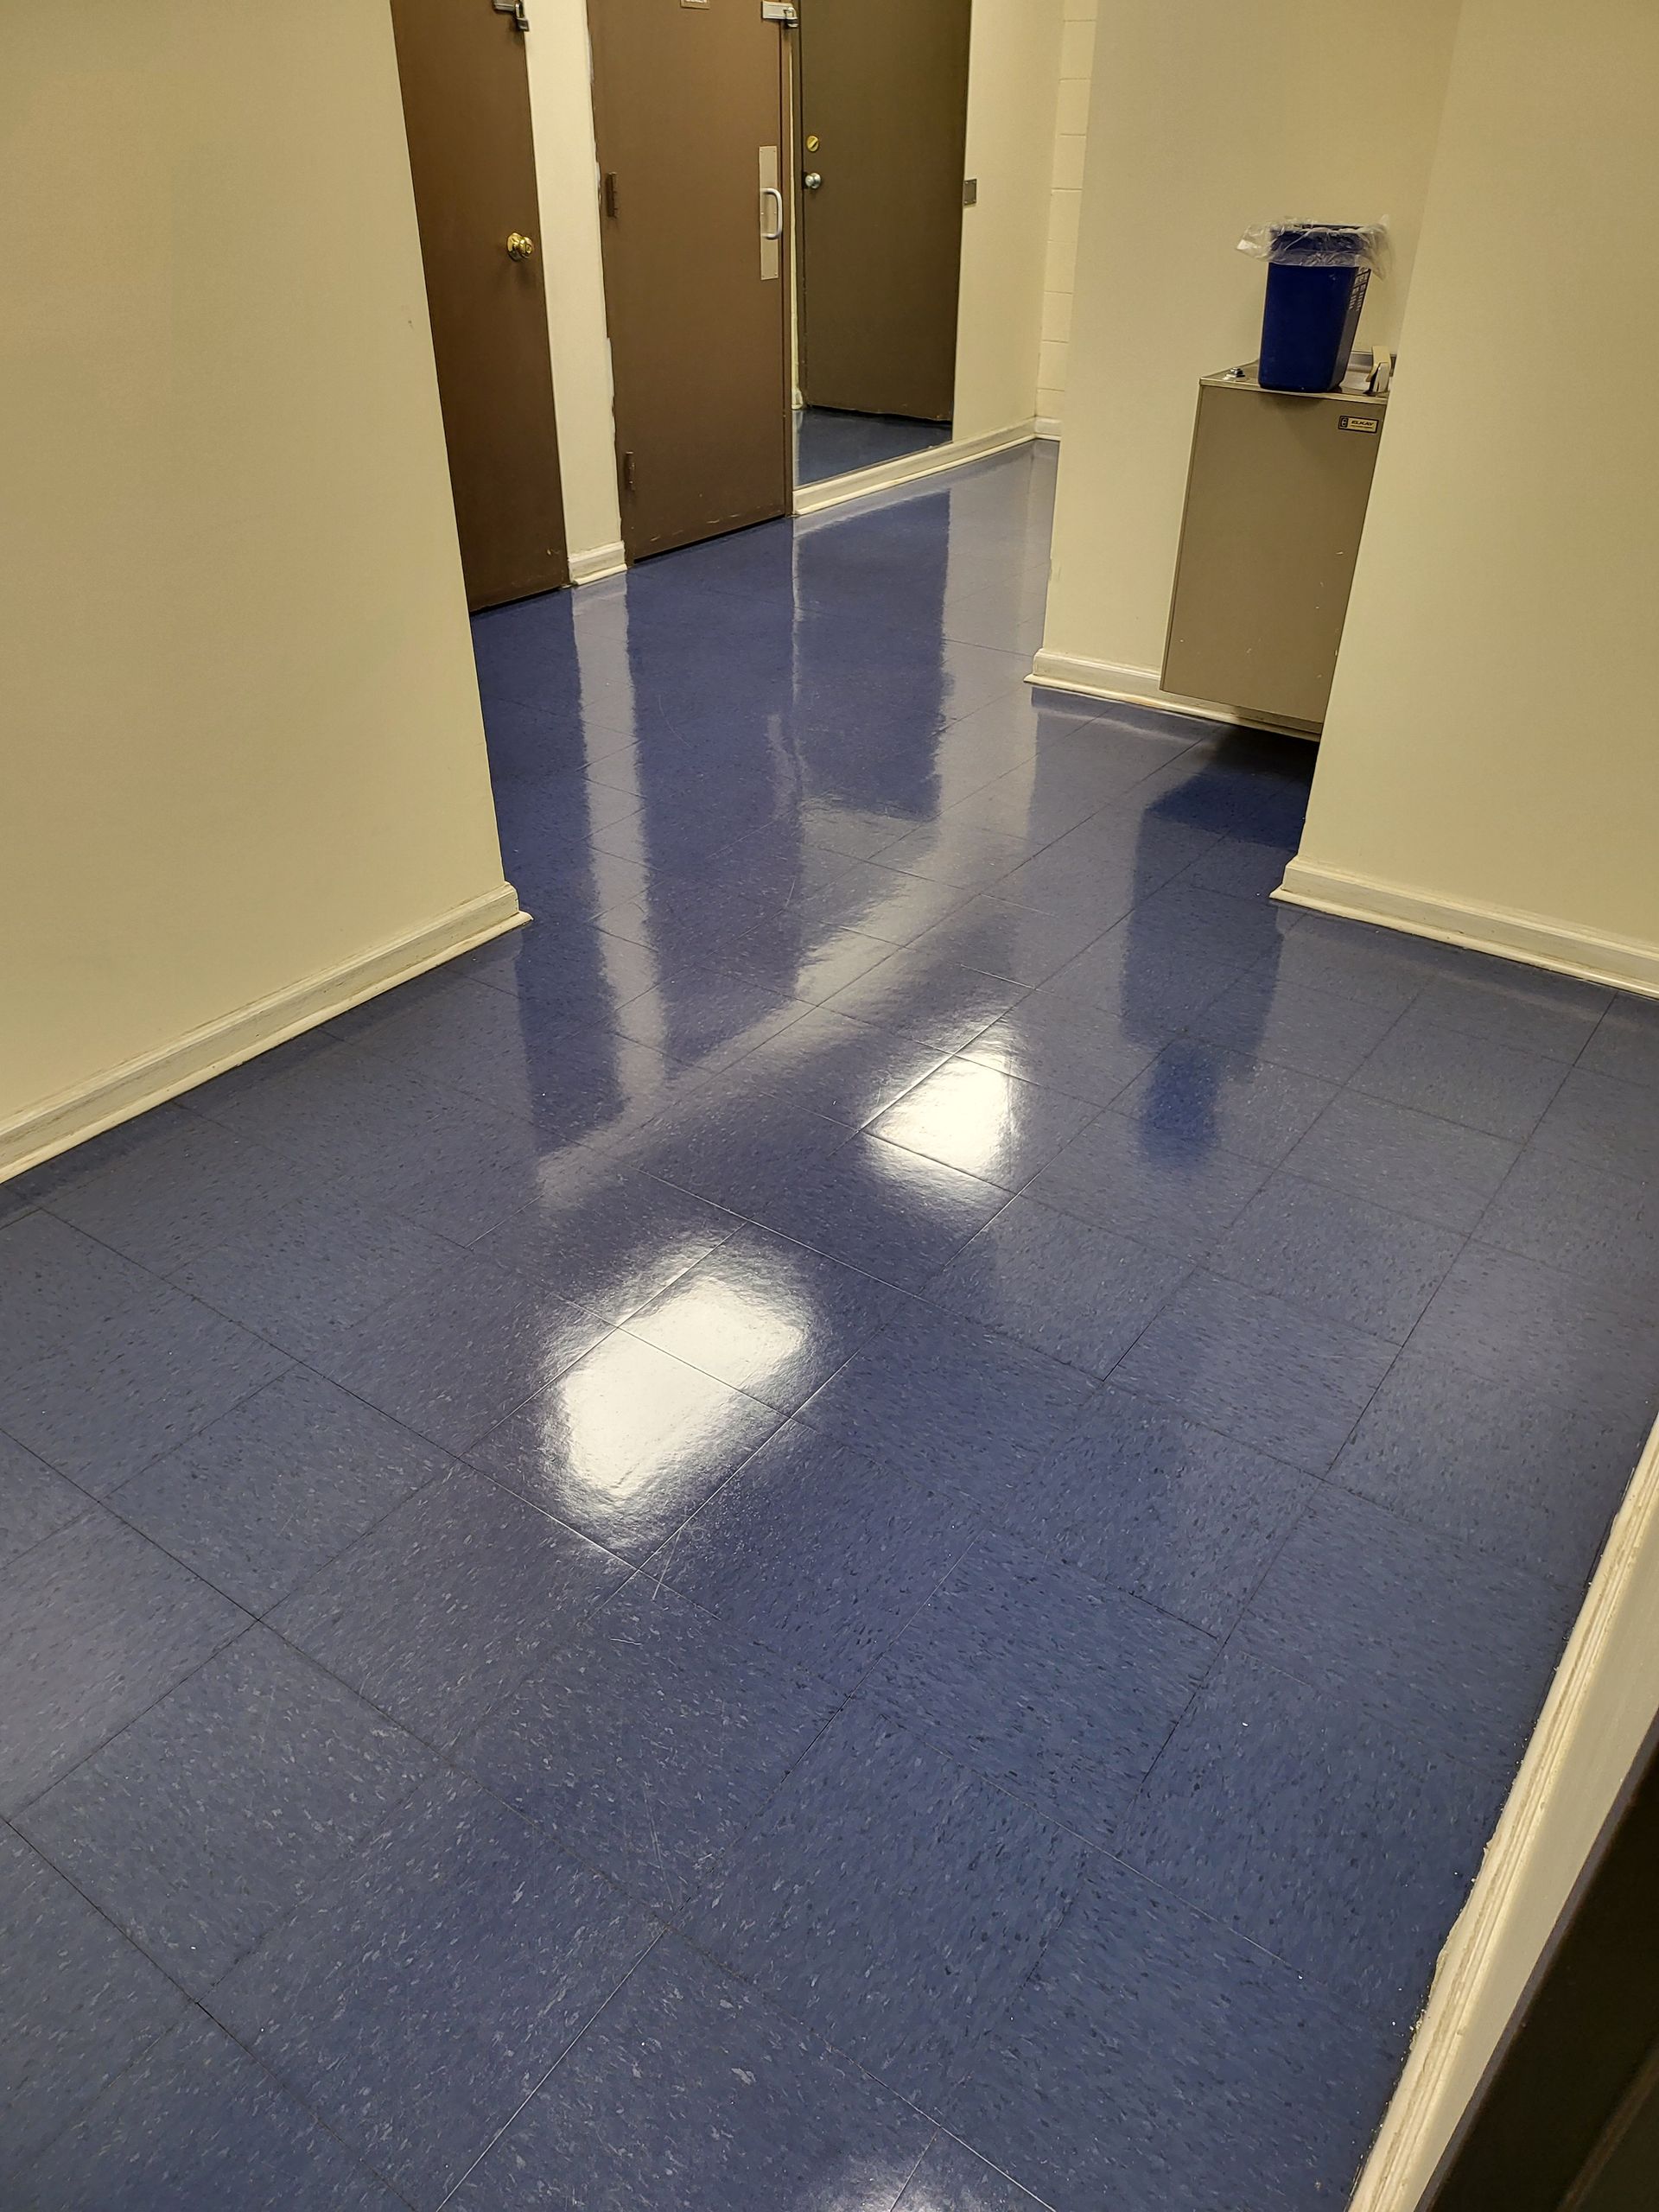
[803, 172, 823, 191]
[760, 187, 785, 241]
[505, 232, 536, 261]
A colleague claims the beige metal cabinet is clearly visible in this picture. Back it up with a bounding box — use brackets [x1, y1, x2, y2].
[1161, 369, 1388, 734]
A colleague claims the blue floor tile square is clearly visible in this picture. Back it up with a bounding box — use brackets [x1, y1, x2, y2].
[1023, 1109, 1269, 1261]
[476, 1165, 740, 1323]
[14, 2012, 402, 2212]
[44, 1114, 309, 1276]
[661, 1421, 977, 1689]
[0, 1434, 92, 1570]
[1332, 1344, 1649, 1587]
[747, 1129, 1010, 1291]
[863, 1536, 1214, 1845]
[469, 1333, 782, 1560]
[0, 1279, 292, 1495]
[307, 1249, 607, 1453]
[1282, 1087, 1519, 1230]
[0, 1828, 189, 2188]
[1111, 1042, 1337, 1167]
[210, 1777, 658, 2209]
[1530, 1065, 1659, 1183]
[1112, 1272, 1396, 1473]
[1183, 968, 1402, 1082]
[21, 1629, 434, 1996]
[819, 955, 1025, 1057]
[1236, 1489, 1573, 1766]
[683, 1704, 1086, 2108]
[1116, 1649, 1503, 2015]
[0, 1211, 162, 1384]
[942, 1856, 1400, 2212]
[1018, 1386, 1313, 1635]
[1580, 993, 1659, 1092]
[270, 1468, 629, 1746]
[957, 1000, 1164, 1109]
[169, 1185, 460, 1361]
[1411, 1243, 1659, 1430]
[1475, 1143, 1659, 1298]
[869, 1060, 1102, 1190]
[448, 1936, 928, 2212]
[924, 1197, 1188, 1376]
[1209, 1173, 1464, 1342]
[1352, 1009, 1569, 1141]
[1409, 964, 1610, 1063]
[624, 1225, 912, 1412]
[461, 1582, 837, 1910]
[0, 1511, 245, 1813]
[798, 1303, 1097, 1491]
[109, 1368, 454, 1614]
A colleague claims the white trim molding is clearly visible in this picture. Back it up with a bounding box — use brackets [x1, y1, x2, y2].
[1274, 861, 1659, 1001]
[0, 886, 529, 1183]
[568, 540, 627, 586]
[1349, 1417, 1659, 2211]
[793, 423, 1037, 516]
[1027, 650, 1320, 741]
[1033, 416, 1062, 441]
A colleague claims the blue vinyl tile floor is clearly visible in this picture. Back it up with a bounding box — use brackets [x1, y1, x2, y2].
[3, 443, 1659, 2208]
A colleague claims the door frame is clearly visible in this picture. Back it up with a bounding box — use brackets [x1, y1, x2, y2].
[1348, 1414, 1659, 2210]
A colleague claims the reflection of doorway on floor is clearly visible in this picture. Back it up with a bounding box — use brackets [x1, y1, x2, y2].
[793, 407, 953, 486]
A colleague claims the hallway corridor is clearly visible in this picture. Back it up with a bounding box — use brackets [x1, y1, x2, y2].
[3, 447, 1659, 2209]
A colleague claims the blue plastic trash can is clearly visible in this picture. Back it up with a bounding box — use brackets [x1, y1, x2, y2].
[1257, 224, 1373, 392]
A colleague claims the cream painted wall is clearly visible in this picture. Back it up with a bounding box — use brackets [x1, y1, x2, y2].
[953, 0, 1067, 445]
[1287, 0, 1659, 983]
[1038, 0, 1457, 693]
[524, 1, 625, 577]
[1036, 0, 1098, 431]
[0, 0, 515, 1173]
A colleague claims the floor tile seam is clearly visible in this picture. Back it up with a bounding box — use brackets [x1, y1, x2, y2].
[907, 1227, 1199, 1395]
[7, 1600, 264, 1832]
[1303, 1452, 1593, 1606]
[427, 1925, 675, 2210]
[844, 1666, 1217, 1866]
[1458, 1218, 1659, 1310]
[461, 1193, 751, 1331]
[856, 1105, 1112, 1210]
[1084, 1837, 1422, 2042]
[1198, 1185, 1472, 1349]
[912, 2128, 1065, 2212]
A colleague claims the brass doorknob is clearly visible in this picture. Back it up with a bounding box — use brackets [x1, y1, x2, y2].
[505, 232, 536, 261]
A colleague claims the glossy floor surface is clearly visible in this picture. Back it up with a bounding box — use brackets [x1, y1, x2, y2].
[795, 405, 952, 486]
[4, 447, 1659, 2209]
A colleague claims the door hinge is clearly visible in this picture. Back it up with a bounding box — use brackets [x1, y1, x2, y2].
[603, 172, 620, 220]
[622, 452, 637, 494]
[491, 0, 530, 32]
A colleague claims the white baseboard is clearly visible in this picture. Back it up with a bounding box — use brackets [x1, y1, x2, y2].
[0, 886, 529, 1183]
[792, 422, 1037, 516]
[1349, 1416, 1659, 2210]
[1027, 650, 1320, 741]
[1274, 861, 1659, 1000]
[569, 541, 626, 586]
[1033, 416, 1062, 441]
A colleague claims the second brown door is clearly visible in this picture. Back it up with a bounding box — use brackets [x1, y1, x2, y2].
[797, 0, 972, 423]
[588, 0, 791, 561]
[391, 0, 569, 609]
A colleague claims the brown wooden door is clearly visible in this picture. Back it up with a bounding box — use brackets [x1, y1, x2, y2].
[588, 0, 791, 561]
[390, 0, 569, 609]
[797, 0, 971, 423]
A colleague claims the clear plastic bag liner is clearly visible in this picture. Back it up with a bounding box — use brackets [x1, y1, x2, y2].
[1237, 222, 1389, 270]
